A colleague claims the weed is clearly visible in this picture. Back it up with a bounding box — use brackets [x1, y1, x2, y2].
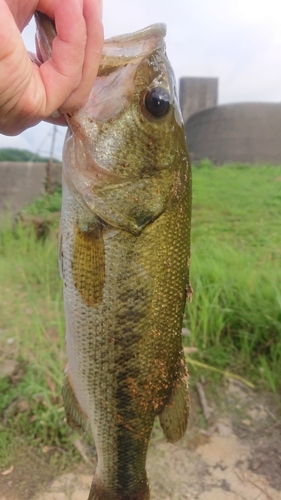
[0, 217, 75, 467]
[21, 186, 62, 217]
[185, 164, 281, 393]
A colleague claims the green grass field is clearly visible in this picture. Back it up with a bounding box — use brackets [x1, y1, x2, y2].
[0, 163, 280, 466]
[185, 163, 281, 392]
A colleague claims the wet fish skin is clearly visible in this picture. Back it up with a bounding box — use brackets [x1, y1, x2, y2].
[36, 13, 191, 500]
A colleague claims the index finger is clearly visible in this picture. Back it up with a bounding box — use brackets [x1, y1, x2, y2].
[36, 0, 103, 115]
[59, 0, 103, 111]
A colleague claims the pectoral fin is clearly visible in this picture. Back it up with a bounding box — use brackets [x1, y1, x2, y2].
[72, 222, 105, 306]
[62, 372, 89, 434]
[158, 372, 189, 443]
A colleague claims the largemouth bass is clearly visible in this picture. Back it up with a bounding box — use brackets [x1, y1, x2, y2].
[36, 13, 192, 500]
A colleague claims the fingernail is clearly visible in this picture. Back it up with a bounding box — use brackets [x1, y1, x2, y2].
[51, 110, 61, 118]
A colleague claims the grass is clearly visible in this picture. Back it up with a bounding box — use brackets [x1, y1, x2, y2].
[20, 185, 62, 217]
[184, 162, 281, 393]
[0, 162, 281, 467]
[0, 221, 80, 469]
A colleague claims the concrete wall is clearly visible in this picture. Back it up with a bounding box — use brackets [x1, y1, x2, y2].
[0, 162, 62, 216]
[185, 102, 281, 165]
[180, 77, 218, 123]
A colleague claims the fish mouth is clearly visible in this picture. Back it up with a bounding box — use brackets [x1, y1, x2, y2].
[67, 22, 170, 138]
[99, 24, 167, 71]
[35, 12, 166, 79]
[105, 23, 166, 43]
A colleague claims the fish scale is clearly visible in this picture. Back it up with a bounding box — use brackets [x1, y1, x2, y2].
[36, 12, 192, 500]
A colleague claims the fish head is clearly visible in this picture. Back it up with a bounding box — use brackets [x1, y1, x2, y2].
[64, 26, 190, 232]
[35, 13, 190, 233]
[64, 24, 185, 182]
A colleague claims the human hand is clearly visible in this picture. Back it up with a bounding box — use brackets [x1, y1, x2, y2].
[0, 0, 103, 135]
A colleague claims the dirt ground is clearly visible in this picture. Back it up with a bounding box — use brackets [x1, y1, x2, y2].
[1, 378, 281, 500]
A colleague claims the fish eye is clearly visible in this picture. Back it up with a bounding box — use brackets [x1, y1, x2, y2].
[144, 87, 171, 118]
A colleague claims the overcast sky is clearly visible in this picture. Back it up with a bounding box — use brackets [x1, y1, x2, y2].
[1, 0, 280, 158]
